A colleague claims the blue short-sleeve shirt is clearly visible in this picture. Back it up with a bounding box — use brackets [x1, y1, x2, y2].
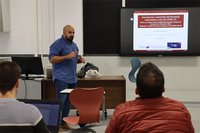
[49, 35, 79, 83]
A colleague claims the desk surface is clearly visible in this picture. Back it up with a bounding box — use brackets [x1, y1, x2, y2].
[43, 75, 125, 81]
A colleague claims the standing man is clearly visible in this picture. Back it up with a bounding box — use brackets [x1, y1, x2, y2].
[49, 25, 85, 130]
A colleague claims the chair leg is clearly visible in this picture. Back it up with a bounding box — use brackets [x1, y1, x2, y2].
[105, 109, 107, 119]
[76, 110, 79, 116]
[79, 124, 86, 128]
[100, 109, 107, 119]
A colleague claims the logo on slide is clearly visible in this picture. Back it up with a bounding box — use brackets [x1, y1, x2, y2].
[167, 42, 181, 48]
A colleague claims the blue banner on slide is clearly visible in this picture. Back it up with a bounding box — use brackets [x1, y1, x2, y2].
[167, 42, 181, 48]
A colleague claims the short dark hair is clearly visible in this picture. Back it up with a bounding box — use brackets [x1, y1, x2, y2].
[136, 62, 164, 99]
[0, 61, 21, 95]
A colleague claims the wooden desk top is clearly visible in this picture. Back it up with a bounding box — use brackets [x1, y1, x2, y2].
[42, 75, 125, 82]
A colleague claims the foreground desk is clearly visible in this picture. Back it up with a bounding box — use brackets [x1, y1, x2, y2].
[42, 75, 126, 109]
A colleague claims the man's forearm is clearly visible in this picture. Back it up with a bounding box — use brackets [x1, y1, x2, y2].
[49, 55, 68, 63]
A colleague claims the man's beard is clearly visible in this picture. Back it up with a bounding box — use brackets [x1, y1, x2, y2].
[66, 36, 74, 43]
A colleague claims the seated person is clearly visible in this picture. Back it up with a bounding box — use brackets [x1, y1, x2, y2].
[105, 62, 194, 133]
[0, 61, 49, 133]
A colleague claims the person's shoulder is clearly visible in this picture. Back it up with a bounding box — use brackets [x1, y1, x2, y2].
[117, 100, 134, 109]
[17, 101, 42, 124]
[24, 103, 39, 111]
[113, 100, 136, 115]
[161, 97, 187, 109]
[51, 36, 64, 46]
[162, 97, 183, 104]
[16, 100, 40, 113]
[53, 37, 62, 45]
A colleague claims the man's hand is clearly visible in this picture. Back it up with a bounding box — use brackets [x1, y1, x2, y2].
[78, 55, 85, 64]
[68, 51, 78, 59]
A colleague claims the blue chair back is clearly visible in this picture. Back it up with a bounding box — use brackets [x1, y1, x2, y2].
[129, 57, 141, 82]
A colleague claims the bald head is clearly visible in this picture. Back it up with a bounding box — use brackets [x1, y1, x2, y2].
[63, 25, 74, 33]
[63, 25, 75, 44]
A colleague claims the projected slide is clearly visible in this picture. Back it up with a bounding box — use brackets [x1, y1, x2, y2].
[133, 10, 188, 51]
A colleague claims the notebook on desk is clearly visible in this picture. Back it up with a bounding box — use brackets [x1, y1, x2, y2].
[18, 99, 62, 133]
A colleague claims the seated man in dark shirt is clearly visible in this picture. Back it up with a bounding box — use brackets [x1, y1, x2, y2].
[0, 61, 50, 133]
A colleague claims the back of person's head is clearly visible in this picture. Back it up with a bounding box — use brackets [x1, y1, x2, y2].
[0, 61, 21, 95]
[136, 62, 164, 99]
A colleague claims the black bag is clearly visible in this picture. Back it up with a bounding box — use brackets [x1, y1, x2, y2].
[77, 62, 99, 78]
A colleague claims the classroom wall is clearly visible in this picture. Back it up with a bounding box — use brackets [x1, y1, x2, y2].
[0, 0, 83, 55]
[81, 56, 200, 102]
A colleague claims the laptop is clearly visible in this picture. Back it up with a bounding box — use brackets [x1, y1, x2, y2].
[18, 99, 62, 133]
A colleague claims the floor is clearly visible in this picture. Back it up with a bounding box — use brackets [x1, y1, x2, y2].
[60, 103, 200, 133]
[60, 109, 113, 133]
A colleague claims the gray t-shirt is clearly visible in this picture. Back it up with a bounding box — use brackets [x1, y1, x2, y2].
[0, 98, 49, 133]
[0, 98, 42, 126]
